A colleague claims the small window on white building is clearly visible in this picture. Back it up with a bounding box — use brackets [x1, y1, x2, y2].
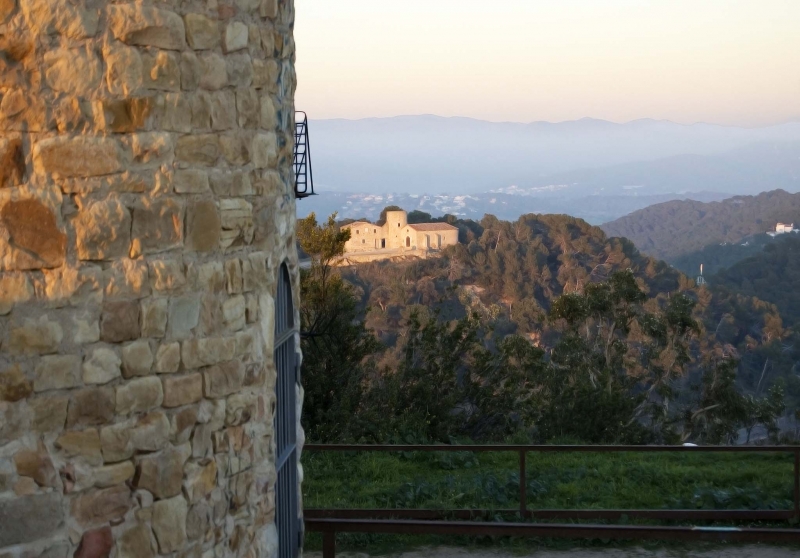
[374, 229, 377, 234]
[356, 229, 359, 234]
[362, 239, 365, 244]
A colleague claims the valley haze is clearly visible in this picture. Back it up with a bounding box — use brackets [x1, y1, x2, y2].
[300, 115, 800, 224]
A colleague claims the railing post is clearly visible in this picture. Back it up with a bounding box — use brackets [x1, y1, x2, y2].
[323, 530, 336, 558]
[794, 449, 799, 521]
[519, 449, 527, 518]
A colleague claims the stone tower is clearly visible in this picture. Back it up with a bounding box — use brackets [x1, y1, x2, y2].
[0, 1, 302, 557]
[384, 210, 407, 249]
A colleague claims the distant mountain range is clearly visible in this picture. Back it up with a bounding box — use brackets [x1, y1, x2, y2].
[307, 115, 800, 195]
[301, 115, 800, 224]
[299, 189, 731, 225]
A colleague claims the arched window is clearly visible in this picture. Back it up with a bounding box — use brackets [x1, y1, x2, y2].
[406, 236, 411, 247]
[275, 263, 300, 558]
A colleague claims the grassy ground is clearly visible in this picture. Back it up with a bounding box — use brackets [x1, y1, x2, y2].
[301, 448, 796, 554]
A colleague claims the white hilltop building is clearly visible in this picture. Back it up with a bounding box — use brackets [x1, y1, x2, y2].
[767, 222, 799, 237]
[340, 210, 459, 262]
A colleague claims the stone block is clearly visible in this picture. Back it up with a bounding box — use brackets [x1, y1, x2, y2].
[131, 132, 175, 165]
[19, 0, 99, 38]
[134, 444, 190, 498]
[260, 0, 278, 18]
[184, 459, 217, 502]
[70, 484, 132, 528]
[185, 503, 210, 541]
[0, 137, 25, 188]
[142, 298, 168, 338]
[100, 421, 134, 463]
[252, 132, 277, 169]
[227, 52, 253, 88]
[104, 259, 150, 300]
[1, 199, 67, 270]
[245, 294, 259, 323]
[0, 364, 32, 402]
[95, 96, 158, 133]
[185, 13, 220, 50]
[174, 169, 210, 194]
[175, 134, 220, 165]
[0, 493, 64, 548]
[160, 93, 192, 133]
[14, 445, 57, 487]
[152, 496, 188, 553]
[117, 523, 155, 558]
[55, 429, 102, 465]
[75, 198, 131, 260]
[0, 399, 29, 446]
[43, 47, 102, 95]
[5, 316, 62, 355]
[260, 94, 276, 129]
[101, 300, 141, 343]
[33, 136, 121, 178]
[199, 53, 227, 90]
[94, 461, 135, 488]
[130, 411, 170, 451]
[235, 89, 259, 128]
[224, 21, 248, 52]
[131, 198, 184, 254]
[108, 4, 186, 50]
[30, 394, 69, 433]
[82, 348, 122, 385]
[223, 296, 246, 331]
[225, 259, 243, 294]
[186, 200, 221, 253]
[162, 373, 203, 407]
[198, 294, 223, 336]
[225, 392, 256, 426]
[104, 42, 143, 96]
[171, 406, 197, 444]
[148, 259, 187, 294]
[252, 58, 279, 90]
[203, 360, 244, 399]
[67, 387, 116, 428]
[116, 376, 163, 414]
[181, 337, 236, 369]
[74, 526, 113, 558]
[210, 91, 236, 131]
[180, 51, 202, 90]
[191, 90, 212, 128]
[34, 354, 81, 392]
[244, 252, 269, 291]
[168, 295, 201, 339]
[45, 267, 104, 309]
[142, 51, 181, 91]
[121, 340, 154, 378]
[220, 133, 252, 164]
[189, 261, 225, 292]
[155, 342, 181, 373]
[191, 423, 212, 458]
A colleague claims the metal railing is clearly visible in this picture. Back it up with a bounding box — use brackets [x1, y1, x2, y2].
[294, 111, 314, 199]
[304, 444, 800, 556]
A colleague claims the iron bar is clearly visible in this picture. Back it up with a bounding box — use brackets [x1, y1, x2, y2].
[305, 444, 797, 453]
[794, 449, 799, 520]
[305, 508, 796, 522]
[322, 531, 335, 558]
[307, 518, 800, 544]
[519, 450, 527, 517]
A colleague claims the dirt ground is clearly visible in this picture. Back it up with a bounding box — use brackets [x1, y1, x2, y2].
[305, 545, 800, 558]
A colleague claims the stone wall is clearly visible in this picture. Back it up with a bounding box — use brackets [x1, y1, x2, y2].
[0, 0, 301, 557]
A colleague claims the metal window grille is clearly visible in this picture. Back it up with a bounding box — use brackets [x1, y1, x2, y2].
[294, 111, 315, 199]
[275, 263, 300, 558]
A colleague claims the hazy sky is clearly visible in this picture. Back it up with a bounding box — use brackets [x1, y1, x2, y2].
[294, 0, 800, 126]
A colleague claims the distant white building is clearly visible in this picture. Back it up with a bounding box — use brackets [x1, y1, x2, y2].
[767, 222, 798, 237]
